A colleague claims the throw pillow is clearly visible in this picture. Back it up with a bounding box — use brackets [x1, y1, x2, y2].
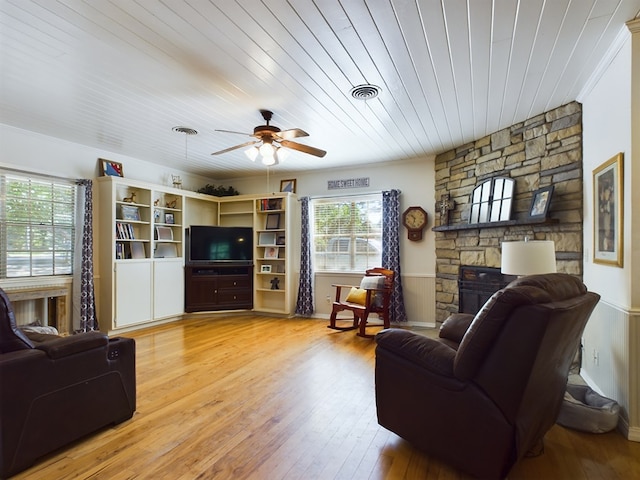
[345, 287, 367, 305]
[360, 275, 386, 308]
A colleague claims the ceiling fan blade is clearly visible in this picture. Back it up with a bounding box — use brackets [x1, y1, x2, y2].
[275, 128, 309, 140]
[215, 129, 252, 136]
[280, 140, 327, 157]
[211, 140, 258, 155]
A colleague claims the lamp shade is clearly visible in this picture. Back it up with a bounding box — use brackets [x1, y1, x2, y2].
[501, 240, 557, 276]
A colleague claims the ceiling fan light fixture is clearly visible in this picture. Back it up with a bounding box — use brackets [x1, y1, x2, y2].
[276, 146, 289, 162]
[259, 142, 275, 158]
[245, 146, 259, 161]
[262, 155, 277, 166]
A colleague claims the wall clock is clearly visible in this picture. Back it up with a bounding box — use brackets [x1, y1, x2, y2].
[402, 206, 428, 241]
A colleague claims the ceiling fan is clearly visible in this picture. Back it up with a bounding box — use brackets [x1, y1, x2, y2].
[211, 110, 327, 166]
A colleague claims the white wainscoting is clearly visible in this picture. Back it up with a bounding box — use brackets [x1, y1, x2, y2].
[581, 300, 640, 441]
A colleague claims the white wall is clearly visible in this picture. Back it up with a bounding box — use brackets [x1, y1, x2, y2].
[226, 157, 438, 324]
[0, 124, 214, 189]
[582, 39, 633, 309]
[580, 26, 639, 440]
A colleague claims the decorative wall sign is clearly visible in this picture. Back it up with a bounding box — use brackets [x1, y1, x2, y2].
[593, 152, 623, 267]
[327, 177, 370, 190]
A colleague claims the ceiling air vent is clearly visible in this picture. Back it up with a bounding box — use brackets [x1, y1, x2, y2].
[350, 84, 381, 100]
[172, 126, 198, 135]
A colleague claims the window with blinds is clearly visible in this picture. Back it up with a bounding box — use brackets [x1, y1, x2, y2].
[312, 194, 382, 272]
[0, 171, 76, 278]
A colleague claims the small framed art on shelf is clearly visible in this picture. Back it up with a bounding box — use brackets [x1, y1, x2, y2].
[528, 186, 554, 219]
[266, 213, 280, 230]
[258, 232, 276, 246]
[121, 205, 140, 221]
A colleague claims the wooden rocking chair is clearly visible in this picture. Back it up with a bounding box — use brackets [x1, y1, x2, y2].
[328, 267, 395, 338]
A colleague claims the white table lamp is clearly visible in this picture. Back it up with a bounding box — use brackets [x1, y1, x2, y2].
[501, 239, 557, 276]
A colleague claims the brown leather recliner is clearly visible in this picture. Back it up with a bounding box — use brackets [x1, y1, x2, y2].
[0, 287, 136, 479]
[375, 273, 600, 479]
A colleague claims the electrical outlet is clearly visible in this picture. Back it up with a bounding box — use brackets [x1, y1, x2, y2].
[593, 348, 599, 366]
[326, 295, 332, 305]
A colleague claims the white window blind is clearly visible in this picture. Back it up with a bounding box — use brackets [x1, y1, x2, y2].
[0, 171, 76, 278]
[312, 194, 382, 272]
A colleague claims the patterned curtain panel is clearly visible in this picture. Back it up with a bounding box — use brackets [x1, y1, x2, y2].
[73, 179, 98, 332]
[382, 189, 407, 323]
[295, 196, 314, 316]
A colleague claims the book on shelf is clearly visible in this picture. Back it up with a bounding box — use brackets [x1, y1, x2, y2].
[115, 223, 135, 240]
[259, 198, 283, 211]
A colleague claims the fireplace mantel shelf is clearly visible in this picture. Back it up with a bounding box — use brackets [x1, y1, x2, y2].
[432, 217, 559, 232]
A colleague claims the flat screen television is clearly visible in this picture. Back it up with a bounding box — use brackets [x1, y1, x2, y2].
[187, 226, 253, 264]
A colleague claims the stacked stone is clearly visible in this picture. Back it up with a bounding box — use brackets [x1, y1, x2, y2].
[434, 101, 584, 323]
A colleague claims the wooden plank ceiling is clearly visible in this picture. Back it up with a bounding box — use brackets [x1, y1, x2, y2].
[1, 0, 639, 179]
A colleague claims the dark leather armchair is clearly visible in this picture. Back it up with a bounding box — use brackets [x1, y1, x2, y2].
[375, 273, 600, 479]
[0, 287, 136, 478]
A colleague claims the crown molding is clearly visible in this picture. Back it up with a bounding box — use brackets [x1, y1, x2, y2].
[577, 25, 631, 101]
[627, 18, 640, 34]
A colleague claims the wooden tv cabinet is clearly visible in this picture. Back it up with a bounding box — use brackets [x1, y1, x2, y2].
[185, 264, 253, 312]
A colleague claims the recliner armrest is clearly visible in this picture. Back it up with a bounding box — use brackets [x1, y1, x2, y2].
[439, 313, 475, 344]
[375, 329, 456, 377]
[34, 331, 108, 360]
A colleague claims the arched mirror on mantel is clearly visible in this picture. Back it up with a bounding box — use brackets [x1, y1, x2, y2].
[469, 177, 515, 224]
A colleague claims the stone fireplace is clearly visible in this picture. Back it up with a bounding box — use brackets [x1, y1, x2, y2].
[433, 102, 584, 323]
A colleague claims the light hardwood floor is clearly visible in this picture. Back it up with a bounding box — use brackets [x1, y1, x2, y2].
[15, 316, 640, 479]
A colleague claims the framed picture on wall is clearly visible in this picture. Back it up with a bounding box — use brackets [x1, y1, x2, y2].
[593, 152, 623, 267]
[99, 158, 124, 177]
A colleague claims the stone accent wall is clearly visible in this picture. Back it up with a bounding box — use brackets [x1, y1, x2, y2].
[434, 101, 584, 323]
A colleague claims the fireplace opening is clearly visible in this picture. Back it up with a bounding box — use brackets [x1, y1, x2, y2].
[458, 266, 516, 314]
